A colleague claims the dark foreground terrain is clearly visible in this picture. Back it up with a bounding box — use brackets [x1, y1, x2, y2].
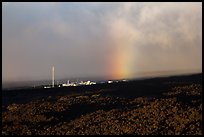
[2, 73, 202, 135]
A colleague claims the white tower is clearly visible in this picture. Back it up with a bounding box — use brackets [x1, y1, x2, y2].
[52, 66, 55, 88]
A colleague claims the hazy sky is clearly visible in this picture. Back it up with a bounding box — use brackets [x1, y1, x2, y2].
[2, 2, 202, 82]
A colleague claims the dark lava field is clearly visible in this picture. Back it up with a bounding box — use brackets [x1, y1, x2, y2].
[2, 73, 202, 135]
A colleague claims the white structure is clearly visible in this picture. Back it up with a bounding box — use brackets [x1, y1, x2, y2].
[62, 80, 76, 86]
[52, 66, 55, 88]
[81, 80, 96, 85]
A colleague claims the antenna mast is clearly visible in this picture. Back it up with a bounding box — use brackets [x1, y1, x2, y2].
[52, 66, 55, 88]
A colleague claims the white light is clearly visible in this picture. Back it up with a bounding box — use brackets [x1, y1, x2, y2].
[108, 81, 113, 83]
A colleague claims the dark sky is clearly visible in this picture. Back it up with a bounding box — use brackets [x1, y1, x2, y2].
[2, 2, 202, 83]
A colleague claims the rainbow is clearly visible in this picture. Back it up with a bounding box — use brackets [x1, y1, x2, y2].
[107, 45, 134, 80]
[106, 19, 137, 80]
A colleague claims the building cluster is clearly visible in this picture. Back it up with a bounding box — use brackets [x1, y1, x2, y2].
[62, 80, 96, 87]
[44, 79, 128, 88]
[44, 80, 96, 88]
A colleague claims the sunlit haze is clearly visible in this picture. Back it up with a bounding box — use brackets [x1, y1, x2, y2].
[2, 2, 202, 84]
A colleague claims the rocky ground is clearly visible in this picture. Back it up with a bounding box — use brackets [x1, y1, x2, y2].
[2, 82, 202, 135]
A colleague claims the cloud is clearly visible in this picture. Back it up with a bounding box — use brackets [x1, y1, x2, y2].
[2, 2, 202, 82]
